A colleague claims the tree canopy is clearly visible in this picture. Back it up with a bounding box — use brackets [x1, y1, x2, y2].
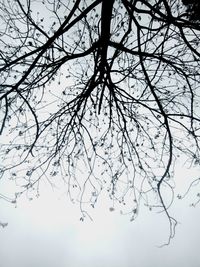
[0, 0, 200, 243]
[182, 0, 200, 21]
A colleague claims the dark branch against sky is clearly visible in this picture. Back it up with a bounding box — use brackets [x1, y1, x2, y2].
[0, 0, 200, 243]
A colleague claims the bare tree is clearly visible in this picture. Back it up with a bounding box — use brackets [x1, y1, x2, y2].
[0, 0, 200, 243]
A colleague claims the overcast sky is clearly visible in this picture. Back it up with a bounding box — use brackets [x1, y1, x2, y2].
[0, 161, 200, 267]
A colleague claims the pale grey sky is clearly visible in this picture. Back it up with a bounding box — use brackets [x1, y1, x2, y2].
[0, 163, 200, 267]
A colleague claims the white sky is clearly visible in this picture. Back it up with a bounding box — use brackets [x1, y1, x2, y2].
[0, 162, 200, 267]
